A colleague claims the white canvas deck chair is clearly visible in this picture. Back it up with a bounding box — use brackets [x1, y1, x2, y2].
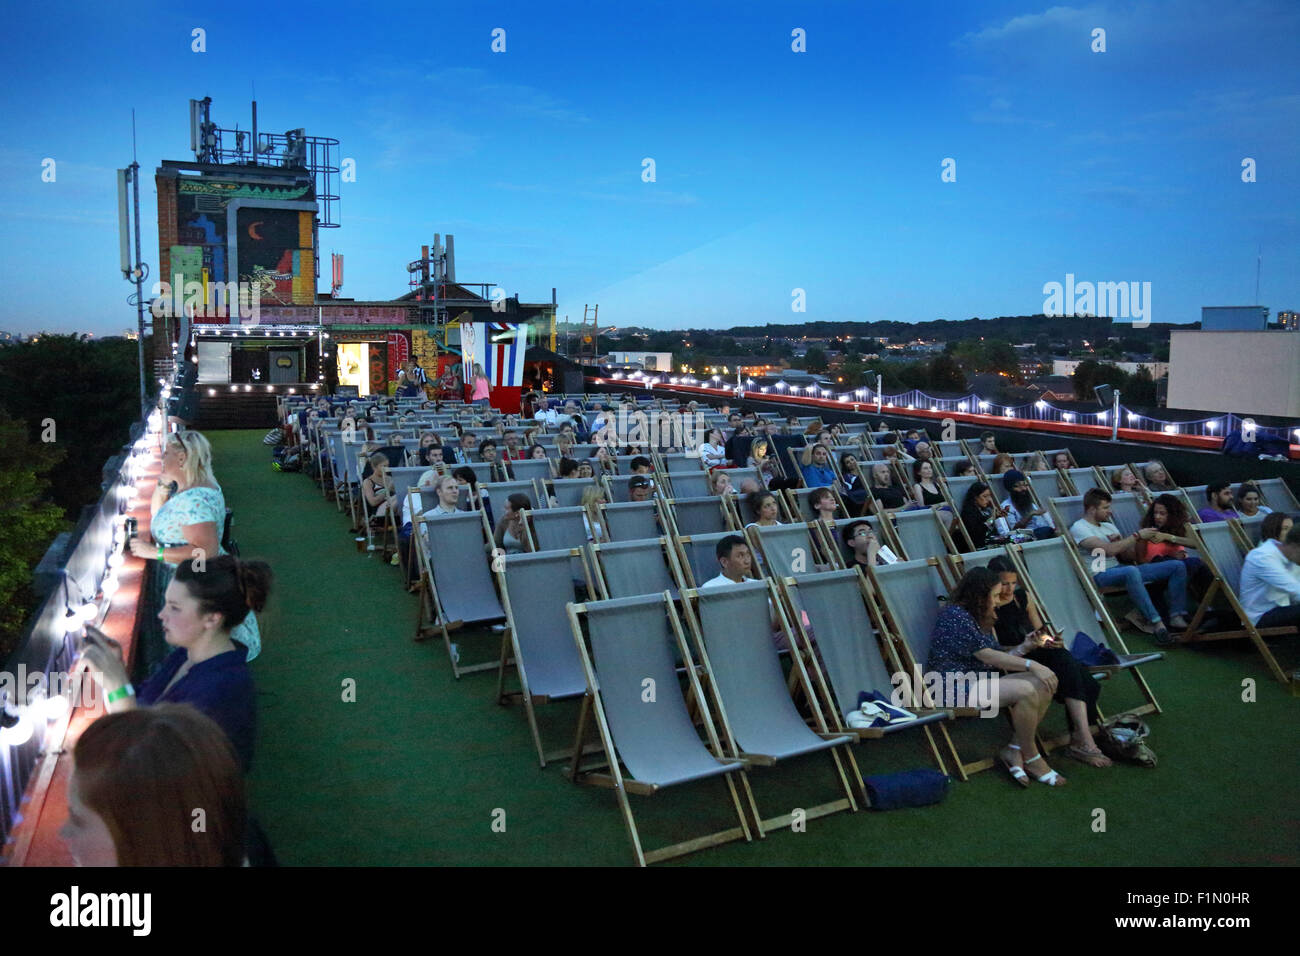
[666, 470, 711, 498]
[745, 522, 830, 577]
[412, 511, 507, 678]
[1181, 522, 1294, 685]
[778, 569, 953, 783]
[506, 457, 552, 483]
[1025, 469, 1071, 513]
[672, 532, 738, 590]
[589, 537, 683, 600]
[565, 592, 755, 866]
[869, 556, 978, 778]
[1232, 515, 1266, 549]
[892, 508, 960, 562]
[657, 451, 705, 475]
[497, 549, 593, 766]
[1013, 538, 1163, 715]
[934, 440, 965, 458]
[1038, 447, 1076, 468]
[549, 477, 597, 508]
[666, 496, 734, 537]
[1064, 467, 1107, 498]
[482, 479, 544, 511]
[601, 500, 663, 541]
[680, 581, 859, 831]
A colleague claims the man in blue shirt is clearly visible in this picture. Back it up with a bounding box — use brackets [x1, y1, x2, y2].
[799, 441, 837, 488]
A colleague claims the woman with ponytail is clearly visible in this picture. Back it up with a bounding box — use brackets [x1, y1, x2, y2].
[81, 555, 273, 772]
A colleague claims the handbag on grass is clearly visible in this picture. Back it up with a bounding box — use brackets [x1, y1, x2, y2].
[862, 769, 951, 810]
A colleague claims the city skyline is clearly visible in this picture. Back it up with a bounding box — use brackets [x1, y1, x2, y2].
[1, 0, 1297, 337]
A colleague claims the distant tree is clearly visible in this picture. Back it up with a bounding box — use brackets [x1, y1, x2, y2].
[928, 353, 967, 391]
[1152, 340, 1170, 362]
[0, 410, 67, 660]
[802, 347, 828, 373]
[1034, 334, 1052, 354]
[1071, 360, 1127, 400]
[1127, 367, 1158, 406]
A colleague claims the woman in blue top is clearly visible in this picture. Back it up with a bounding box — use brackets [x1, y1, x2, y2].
[925, 567, 1067, 788]
[82, 555, 272, 773]
[128, 430, 261, 661]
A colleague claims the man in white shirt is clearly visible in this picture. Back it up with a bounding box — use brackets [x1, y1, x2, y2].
[1069, 488, 1188, 646]
[701, 535, 789, 651]
[533, 398, 561, 428]
[1239, 526, 1300, 631]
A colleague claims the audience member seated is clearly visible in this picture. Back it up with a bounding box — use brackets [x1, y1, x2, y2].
[868, 462, 907, 513]
[362, 453, 397, 524]
[581, 485, 607, 543]
[557, 457, 580, 479]
[950, 459, 976, 478]
[1070, 488, 1189, 646]
[809, 486, 839, 526]
[1239, 525, 1300, 635]
[990, 453, 1016, 476]
[492, 493, 533, 555]
[1051, 451, 1072, 470]
[840, 519, 897, 568]
[82, 556, 271, 772]
[925, 567, 1066, 787]
[526, 443, 549, 462]
[912, 459, 946, 507]
[987, 556, 1110, 768]
[745, 490, 783, 528]
[1260, 511, 1294, 544]
[61, 704, 247, 866]
[709, 469, 737, 497]
[748, 438, 796, 491]
[838, 453, 869, 515]
[1235, 482, 1272, 518]
[960, 482, 1010, 550]
[799, 442, 838, 489]
[978, 432, 999, 455]
[1197, 481, 1239, 523]
[701, 535, 789, 651]
[699, 427, 728, 468]
[1000, 469, 1055, 540]
[1142, 461, 1177, 492]
[628, 474, 654, 502]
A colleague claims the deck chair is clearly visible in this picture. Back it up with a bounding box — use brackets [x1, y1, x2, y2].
[937, 455, 974, 478]
[1026, 470, 1071, 510]
[482, 479, 543, 511]
[602, 500, 663, 541]
[1253, 477, 1300, 513]
[1036, 448, 1075, 469]
[934, 440, 965, 458]
[868, 557, 979, 777]
[657, 452, 705, 474]
[1065, 467, 1107, 498]
[590, 537, 682, 600]
[666, 496, 734, 536]
[785, 486, 850, 522]
[549, 477, 597, 508]
[892, 508, 960, 562]
[505, 457, 552, 483]
[778, 569, 952, 779]
[412, 511, 506, 678]
[680, 581, 858, 830]
[745, 522, 826, 577]
[1232, 515, 1266, 549]
[725, 466, 764, 491]
[815, 515, 901, 567]
[565, 592, 754, 866]
[1181, 523, 1294, 684]
[666, 470, 711, 498]
[1013, 537, 1163, 714]
[497, 548, 593, 766]
[602, 473, 645, 504]
[1013, 451, 1047, 473]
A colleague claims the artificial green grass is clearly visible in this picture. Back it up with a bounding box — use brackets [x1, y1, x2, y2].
[212, 431, 1299, 866]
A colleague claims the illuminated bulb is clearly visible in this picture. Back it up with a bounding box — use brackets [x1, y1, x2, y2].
[0, 710, 34, 747]
[1063, 413, 1074, 422]
[1205, 421, 1217, 432]
[1035, 400, 1047, 410]
[978, 401, 989, 409]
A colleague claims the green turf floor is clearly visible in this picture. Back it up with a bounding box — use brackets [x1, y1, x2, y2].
[212, 431, 1299, 866]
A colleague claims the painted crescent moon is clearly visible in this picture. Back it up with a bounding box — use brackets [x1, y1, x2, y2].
[248, 221, 264, 240]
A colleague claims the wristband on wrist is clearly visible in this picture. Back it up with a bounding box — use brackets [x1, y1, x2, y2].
[107, 684, 135, 704]
[157, 543, 165, 561]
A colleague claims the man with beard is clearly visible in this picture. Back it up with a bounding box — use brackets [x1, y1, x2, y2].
[1000, 469, 1055, 540]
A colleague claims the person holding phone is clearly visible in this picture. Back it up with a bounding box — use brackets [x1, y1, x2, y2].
[79, 555, 271, 772]
[988, 556, 1110, 768]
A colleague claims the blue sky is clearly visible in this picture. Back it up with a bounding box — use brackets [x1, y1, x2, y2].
[1, 0, 1297, 336]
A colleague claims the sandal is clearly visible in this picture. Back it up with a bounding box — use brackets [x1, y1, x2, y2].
[1025, 753, 1067, 787]
[1067, 744, 1112, 768]
[999, 744, 1030, 789]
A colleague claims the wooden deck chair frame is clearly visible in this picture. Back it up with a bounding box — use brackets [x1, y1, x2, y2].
[936, 477, 978, 553]
[776, 570, 953, 787]
[890, 507, 961, 562]
[863, 557, 974, 779]
[496, 547, 597, 766]
[1008, 539, 1163, 719]
[1252, 476, 1300, 514]
[743, 521, 824, 578]
[564, 594, 756, 866]
[678, 582, 860, 831]
[665, 495, 740, 537]
[412, 509, 512, 678]
[782, 485, 850, 524]
[1180, 524, 1294, 685]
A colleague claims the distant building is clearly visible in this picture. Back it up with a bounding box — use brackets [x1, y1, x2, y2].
[1167, 330, 1300, 417]
[1053, 359, 1168, 380]
[1201, 306, 1268, 332]
[1278, 310, 1299, 330]
[606, 351, 672, 372]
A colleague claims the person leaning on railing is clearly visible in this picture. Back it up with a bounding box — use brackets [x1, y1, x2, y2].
[128, 430, 261, 661]
[80, 555, 272, 773]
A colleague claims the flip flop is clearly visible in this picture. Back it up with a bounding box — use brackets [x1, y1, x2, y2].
[1067, 744, 1112, 768]
[1025, 753, 1067, 786]
[999, 744, 1030, 789]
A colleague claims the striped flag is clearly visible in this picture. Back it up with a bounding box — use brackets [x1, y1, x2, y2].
[465, 322, 526, 387]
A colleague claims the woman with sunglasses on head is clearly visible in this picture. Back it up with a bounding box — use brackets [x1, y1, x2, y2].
[128, 431, 261, 661]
